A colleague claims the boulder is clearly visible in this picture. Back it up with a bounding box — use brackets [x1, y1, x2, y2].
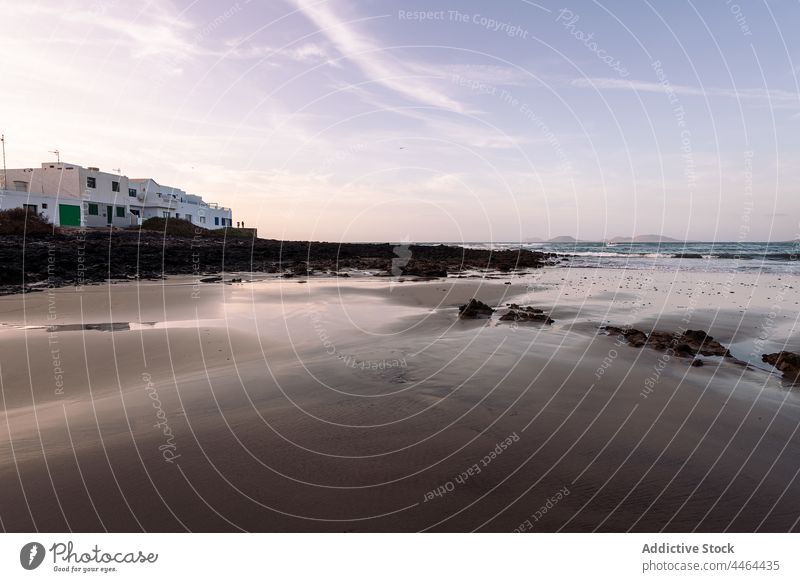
[603, 326, 731, 360]
[681, 330, 730, 357]
[458, 298, 495, 319]
[762, 352, 800, 382]
[499, 305, 553, 324]
[604, 326, 647, 347]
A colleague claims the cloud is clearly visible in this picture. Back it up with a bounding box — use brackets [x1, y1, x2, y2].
[4, 1, 197, 59]
[571, 77, 800, 105]
[424, 64, 535, 86]
[291, 0, 468, 112]
[219, 38, 337, 64]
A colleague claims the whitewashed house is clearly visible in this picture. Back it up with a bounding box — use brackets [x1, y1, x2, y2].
[0, 161, 233, 229]
[128, 178, 232, 228]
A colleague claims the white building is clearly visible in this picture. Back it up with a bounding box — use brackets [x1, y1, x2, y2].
[0, 161, 233, 229]
[128, 178, 232, 228]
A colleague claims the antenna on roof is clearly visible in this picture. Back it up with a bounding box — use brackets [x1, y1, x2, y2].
[49, 149, 61, 164]
[112, 168, 121, 175]
[1, 135, 6, 190]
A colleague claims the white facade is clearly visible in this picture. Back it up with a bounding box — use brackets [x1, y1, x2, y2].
[0, 189, 82, 227]
[128, 178, 232, 228]
[0, 162, 233, 229]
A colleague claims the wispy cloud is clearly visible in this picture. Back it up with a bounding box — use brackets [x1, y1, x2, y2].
[425, 64, 535, 87]
[219, 38, 337, 64]
[291, 0, 467, 112]
[5, 1, 197, 59]
[571, 77, 800, 104]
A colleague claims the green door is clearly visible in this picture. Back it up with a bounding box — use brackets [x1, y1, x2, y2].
[58, 204, 81, 226]
[107, 205, 113, 224]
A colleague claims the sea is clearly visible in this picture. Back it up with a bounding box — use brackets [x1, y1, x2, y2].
[443, 241, 800, 275]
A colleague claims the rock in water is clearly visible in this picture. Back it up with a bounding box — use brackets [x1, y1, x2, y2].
[458, 298, 495, 319]
[499, 305, 554, 324]
[680, 330, 730, 357]
[762, 352, 800, 382]
[604, 326, 730, 358]
[604, 326, 647, 347]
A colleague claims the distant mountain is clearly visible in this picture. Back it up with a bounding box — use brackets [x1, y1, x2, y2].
[547, 236, 581, 243]
[607, 234, 682, 243]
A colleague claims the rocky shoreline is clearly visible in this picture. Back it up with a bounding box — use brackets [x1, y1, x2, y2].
[603, 324, 800, 383]
[0, 229, 556, 295]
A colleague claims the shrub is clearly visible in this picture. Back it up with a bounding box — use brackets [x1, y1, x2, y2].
[0, 207, 54, 235]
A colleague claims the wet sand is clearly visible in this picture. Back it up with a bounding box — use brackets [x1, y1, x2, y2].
[0, 268, 799, 532]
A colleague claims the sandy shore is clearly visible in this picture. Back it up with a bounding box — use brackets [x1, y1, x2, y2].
[1, 267, 799, 532]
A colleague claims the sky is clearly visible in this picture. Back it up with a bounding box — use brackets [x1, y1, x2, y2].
[1, 0, 799, 242]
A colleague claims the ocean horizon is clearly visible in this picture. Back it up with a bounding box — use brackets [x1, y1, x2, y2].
[418, 240, 800, 274]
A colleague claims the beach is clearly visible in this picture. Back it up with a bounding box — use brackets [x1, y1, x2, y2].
[1, 266, 798, 532]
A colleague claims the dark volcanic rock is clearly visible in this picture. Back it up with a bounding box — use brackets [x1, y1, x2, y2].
[400, 260, 447, 278]
[604, 326, 647, 347]
[762, 352, 800, 382]
[605, 326, 730, 358]
[680, 330, 730, 357]
[506, 303, 544, 313]
[408, 244, 554, 274]
[647, 330, 683, 353]
[499, 305, 554, 324]
[458, 298, 495, 319]
[0, 230, 555, 294]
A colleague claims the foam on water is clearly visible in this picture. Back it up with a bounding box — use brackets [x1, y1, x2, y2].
[423, 241, 800, 275]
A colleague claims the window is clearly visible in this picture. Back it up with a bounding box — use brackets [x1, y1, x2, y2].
[42, 203, 48, 209]
[23, 204, 37, 214]
[128, 188, 136, 197]
[162, 211, 169, 218]
[214, 217, 219, 226]
[130, 209, 140, 216]
[112, 181, 120, 192]
[87, 176, 96, 188]
[13, 180, 27, 192]
[200, 216, 206, 224]
[116, 206, 125, 218]
[88, 203, 98, 216]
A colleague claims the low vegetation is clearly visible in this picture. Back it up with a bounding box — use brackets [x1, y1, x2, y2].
[0, 208, 54, 235]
